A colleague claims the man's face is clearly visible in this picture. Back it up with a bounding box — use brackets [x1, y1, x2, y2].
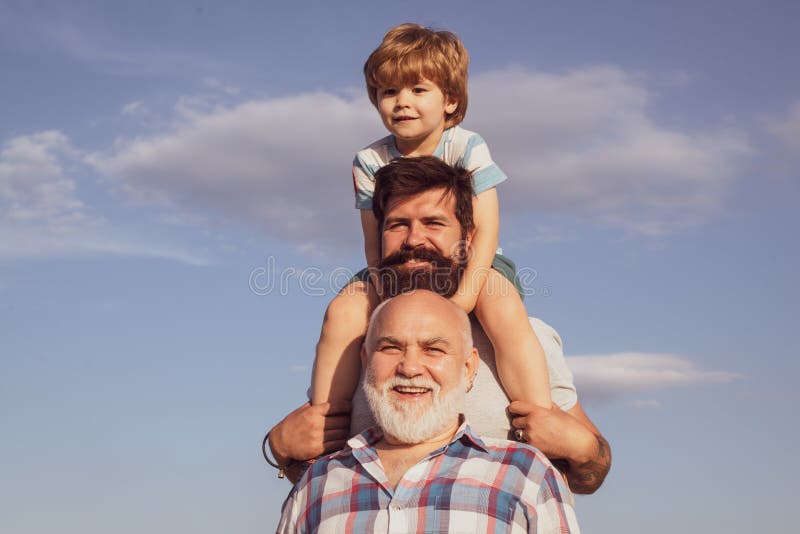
[378, 188, 471, 297]
[362, 291, 478, 444]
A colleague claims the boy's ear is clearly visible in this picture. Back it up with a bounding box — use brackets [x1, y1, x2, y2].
[445, 99, 458, 115]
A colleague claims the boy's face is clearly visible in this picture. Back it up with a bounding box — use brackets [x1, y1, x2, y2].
[376, 78, 458, 157]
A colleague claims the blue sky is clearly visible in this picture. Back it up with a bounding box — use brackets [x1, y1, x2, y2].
[1, 1, 798, 532]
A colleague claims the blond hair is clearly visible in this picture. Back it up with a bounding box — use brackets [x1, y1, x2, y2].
[364, 23, 469, 127]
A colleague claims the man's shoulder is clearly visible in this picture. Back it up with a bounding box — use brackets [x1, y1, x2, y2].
[478, 435, 553, 467]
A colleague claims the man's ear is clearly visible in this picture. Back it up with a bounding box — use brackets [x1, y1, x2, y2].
[464, 227, 476, 251]
[464, 347, 479, 389]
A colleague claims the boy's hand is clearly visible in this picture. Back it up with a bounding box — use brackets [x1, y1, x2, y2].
[269, 400, 351, 466]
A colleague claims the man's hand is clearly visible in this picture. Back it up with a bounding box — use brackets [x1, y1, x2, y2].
[268, 400, 351, 481]
[509, 400, 611, 494]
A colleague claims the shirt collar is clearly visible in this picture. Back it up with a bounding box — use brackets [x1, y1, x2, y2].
[348, 414, 489, 454]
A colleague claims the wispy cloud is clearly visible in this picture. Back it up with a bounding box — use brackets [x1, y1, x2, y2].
[469, 67, 751, 236]
[0, 3, 223, 78]
[87, 66, 750, 250]
[567, 352, 738, 402]
[763, 100, 800, 153]
[0, 131, 208, 265]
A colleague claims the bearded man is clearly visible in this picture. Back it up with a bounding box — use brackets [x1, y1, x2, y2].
[276, 290, 580, 533]
[267, 156, 610, 494]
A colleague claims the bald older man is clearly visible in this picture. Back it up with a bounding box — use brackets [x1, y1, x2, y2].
[277, 291, 579, 533]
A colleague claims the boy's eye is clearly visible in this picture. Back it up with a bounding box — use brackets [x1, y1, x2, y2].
[412, 87, 427, 94]
[380, 88, 397, 96]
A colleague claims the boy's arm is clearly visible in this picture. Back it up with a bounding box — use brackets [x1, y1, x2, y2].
[451, 188, 499, 313]
[360, 210, 381, 269]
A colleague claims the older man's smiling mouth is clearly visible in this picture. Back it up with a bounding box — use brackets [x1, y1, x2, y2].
[393, 385, 432, 397]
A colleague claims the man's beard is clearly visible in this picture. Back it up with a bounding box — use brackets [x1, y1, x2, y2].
[363, 368, 465, 444]
[376, 242, 466, 299]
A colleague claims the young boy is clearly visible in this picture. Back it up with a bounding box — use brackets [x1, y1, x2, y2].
[311, 23, 551, 412]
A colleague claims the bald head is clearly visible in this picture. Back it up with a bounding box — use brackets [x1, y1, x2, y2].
[365, 290, 473, 357]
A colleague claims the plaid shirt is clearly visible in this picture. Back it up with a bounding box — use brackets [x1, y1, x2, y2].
[276, 418, 579, 533]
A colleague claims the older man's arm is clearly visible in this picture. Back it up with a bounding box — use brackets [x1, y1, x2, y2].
[509, 399, 611, 494]
[267, 400, 351, 483]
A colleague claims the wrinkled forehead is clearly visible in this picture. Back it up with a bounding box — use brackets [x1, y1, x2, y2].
[366, 291, 470, 351]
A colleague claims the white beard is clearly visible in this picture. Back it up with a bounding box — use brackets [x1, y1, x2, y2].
[363, 368, 465, 444]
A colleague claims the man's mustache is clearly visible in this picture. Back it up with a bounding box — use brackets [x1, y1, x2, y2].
[378, 247, 454, 269]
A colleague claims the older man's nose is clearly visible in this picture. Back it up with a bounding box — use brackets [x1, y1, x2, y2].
[396, 349, 423, 377]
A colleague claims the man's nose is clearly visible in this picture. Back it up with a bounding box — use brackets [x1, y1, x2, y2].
[396, 348, 423, 377]
[403, 221, 426, 247]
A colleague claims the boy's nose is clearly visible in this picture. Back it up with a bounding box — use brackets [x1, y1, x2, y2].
[394, 89, 411, 107]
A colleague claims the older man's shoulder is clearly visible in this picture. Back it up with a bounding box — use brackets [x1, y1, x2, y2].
[477, 436, 562, 479]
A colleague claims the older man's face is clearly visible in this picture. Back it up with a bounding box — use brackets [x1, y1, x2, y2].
[363, 291, 477, 443]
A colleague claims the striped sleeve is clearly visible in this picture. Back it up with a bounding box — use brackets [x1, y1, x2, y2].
[460, 132, 508, 195]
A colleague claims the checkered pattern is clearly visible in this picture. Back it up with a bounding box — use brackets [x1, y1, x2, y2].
[277, 419, 579, 533]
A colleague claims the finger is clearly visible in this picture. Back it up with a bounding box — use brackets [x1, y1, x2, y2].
[323, 415, 351, 430]
[314, 400, 352, 416]
[323, 428, 350, 442]
[508, 400, 534, 416]
[510, 416, 527, 429]
[322, 439, 348, 453]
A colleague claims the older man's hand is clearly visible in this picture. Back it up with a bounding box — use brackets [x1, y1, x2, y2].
[508, 401, 598, 466]
[508, 400, 611, 494]
[269, 401, 352, 468]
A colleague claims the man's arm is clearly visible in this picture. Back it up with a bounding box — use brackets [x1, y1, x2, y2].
[268, 400, 351, 483]
[509, 400, 611, 494]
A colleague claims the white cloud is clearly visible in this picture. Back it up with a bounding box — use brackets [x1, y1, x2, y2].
[763, 100, 800, 153]
[90, 92, 383, 249]
[87, 66, 750, 249]
[567, 352, 738, 402]
[0, 131, 88, 227]
[468, 67, 751, 235]
[0, 131, 208, 265]
[632, 400, 662, 409]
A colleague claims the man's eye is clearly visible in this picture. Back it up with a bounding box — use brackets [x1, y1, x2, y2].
[426, 346, 446, 354]
[379, 345, 401, 353]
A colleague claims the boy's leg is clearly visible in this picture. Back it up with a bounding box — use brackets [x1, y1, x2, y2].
[311, 280, 378, 405]
[473, 269, 552, 409]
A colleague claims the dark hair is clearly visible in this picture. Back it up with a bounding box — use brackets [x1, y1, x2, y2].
[372, 156, 475, 233]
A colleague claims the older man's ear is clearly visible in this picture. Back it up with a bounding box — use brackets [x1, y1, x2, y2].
[465, 347, 479, 392]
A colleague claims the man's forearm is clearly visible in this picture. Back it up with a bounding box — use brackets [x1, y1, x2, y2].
[564, 433, 611, 494]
